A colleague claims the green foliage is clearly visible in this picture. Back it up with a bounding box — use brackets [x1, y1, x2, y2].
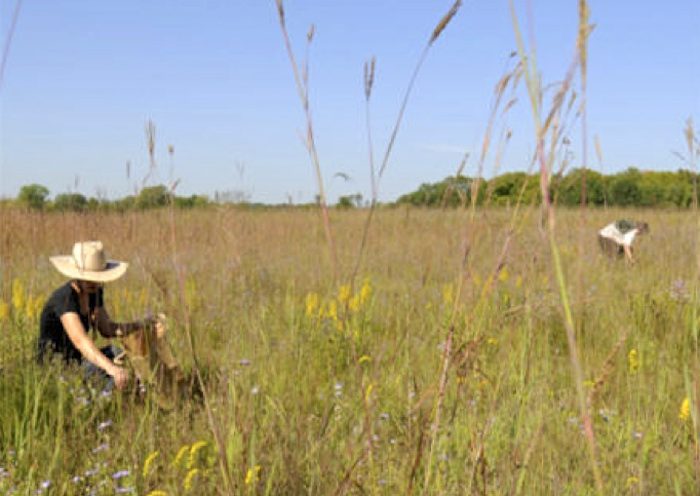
[53, 193, 88, 212]
[336, 193, 363, 209]
[17, 184, 50, 210]
[554, 168, 606, 206]
[399, 168, 699, 208]
[136, 185, 172, 210]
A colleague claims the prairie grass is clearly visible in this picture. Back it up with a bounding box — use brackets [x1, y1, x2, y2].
[1, 205, 699, 494]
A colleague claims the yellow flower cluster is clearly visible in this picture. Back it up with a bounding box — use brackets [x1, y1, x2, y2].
[2, 278, 45, 322]
[245, 465, 261, 485]
[146, 490, 168, 496]
[188, 441, 208, 469]
[0, 300, 9, 321]
[628, 349, 639, 374]
[305, 279, 372, 319]
[12, 278, 25, 312]
[679, 397, 691, 422]
[143, 450, 159, 478]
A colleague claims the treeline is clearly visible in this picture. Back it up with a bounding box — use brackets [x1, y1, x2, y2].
[6, 184, 215, 212]
[396, 168, 699, 208]
[5, 167, 699, 211]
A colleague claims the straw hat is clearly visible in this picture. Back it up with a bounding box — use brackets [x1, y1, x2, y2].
[50, 241, 128, 283]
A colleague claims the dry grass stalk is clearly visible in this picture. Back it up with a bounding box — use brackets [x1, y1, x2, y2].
[430, 0, 462, 45]
[274, 0, 338, 281]
[586, 329, 628, 409]
[509, 0, 604, 492]
[351, 1, 462, 283]
[0, 0, 22, 89]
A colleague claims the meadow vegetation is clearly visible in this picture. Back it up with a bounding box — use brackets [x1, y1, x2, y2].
[1, 206, 699, 494]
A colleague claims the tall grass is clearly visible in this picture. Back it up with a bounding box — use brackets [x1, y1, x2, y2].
[1, 206, 700, 494]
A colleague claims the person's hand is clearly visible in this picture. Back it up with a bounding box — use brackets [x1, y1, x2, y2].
[109, 366, 129, 390]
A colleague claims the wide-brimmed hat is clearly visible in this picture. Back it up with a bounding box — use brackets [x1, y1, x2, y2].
[50, 241, 128, 283]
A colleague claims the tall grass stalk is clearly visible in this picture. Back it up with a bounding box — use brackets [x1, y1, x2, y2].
[509, 0, 604, 493]
[351, 0, 463, 284]
[274, 0, 339, 281]
[0, 0, 22, 89]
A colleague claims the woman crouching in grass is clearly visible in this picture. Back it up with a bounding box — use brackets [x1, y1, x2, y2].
[37, 241, 156, 391]
[598, 219, 649, 264]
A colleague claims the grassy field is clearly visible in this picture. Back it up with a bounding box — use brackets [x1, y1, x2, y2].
[0, 205, 699, 495]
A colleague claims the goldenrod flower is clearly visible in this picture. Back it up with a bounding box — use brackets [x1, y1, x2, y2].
[146, 490, 168, 496]
[628, 349, 639, 374]
[348, 294, 360, 313]
[188, 441, 208, 469]
[143, 450, 159, 478]
[183, 468, 199, 491]
[173, 444, 190, 468]
[326, 301, 338, 321]
[338, 284, 351, 304]
[305, 292, 319, 318]
[365, 383, 374, 402]
[359, 278, 372, 304]
[11, 278, 25, 313]
[679, 397, 691, 422]
[244, 465, 261, 485]
[0, 301, 9, 321]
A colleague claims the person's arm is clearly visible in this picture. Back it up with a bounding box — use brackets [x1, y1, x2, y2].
[623, 244, 634, 264]
[59, 312, 129, 389]
[93, 306, 155, 338]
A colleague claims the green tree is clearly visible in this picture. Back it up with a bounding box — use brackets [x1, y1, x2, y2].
[136, 185, 171, 209]
[54, 193, 88, 212]
[17, 184, 50, 210]
[608, 168, 642, 206]
[555, 168, 606, 206]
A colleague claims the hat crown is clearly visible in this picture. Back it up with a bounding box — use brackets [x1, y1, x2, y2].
[72, 241, 107, 272]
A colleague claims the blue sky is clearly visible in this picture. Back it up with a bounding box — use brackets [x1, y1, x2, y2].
[1, 0, 698, 203]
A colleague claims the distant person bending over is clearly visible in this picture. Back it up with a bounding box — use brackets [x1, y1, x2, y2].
[597, 219, 649, 264]
[38, 241, 156, 391]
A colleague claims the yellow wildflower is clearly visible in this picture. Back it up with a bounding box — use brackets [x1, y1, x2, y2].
[11, 278, 25, 313]
[244, 465, 261, 485]
[498, 268, 509, 282]
[305, 292, 319, 318]
[143, 450, 159, 478]
[628, 349, 639, 374]
[146, 490, 168, 496]
[348, 294, 360, 313]
[679, 397, 691, 422]
[173, 444, 190, 468]
[486, 337, 498, 346]
[188, 441, 208, 469]
[359, 278, 372, 304]
[365, 383, 374, 402]
[32, 295, 45, 320]
[338, 284, 351, 304]
[326, 300, 338, 321]
[442, 284, 454, 305]
[0, 301, 9, 321]
[183, 468, 199, 491]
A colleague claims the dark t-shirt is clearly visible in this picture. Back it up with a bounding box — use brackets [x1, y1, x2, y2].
[38, 282, 104, 364]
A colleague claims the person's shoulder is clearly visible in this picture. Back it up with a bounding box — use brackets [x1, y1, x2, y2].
[46, 281, 79, 311]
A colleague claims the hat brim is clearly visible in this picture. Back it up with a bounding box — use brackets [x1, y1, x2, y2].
[49, 256, 128, 283]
